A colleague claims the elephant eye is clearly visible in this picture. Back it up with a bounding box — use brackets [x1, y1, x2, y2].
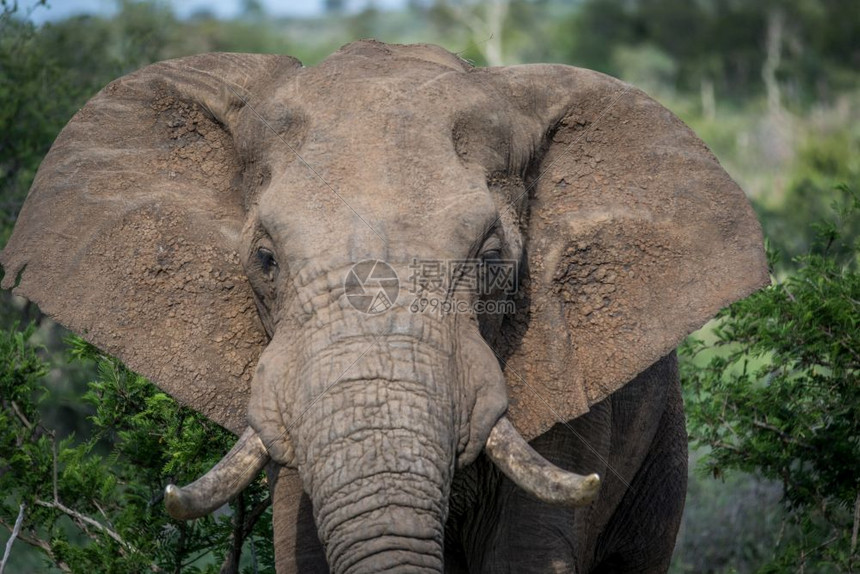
[479, 236, 502, 263]
[256, 247, 278, 280]
[480, 248, 501, 263]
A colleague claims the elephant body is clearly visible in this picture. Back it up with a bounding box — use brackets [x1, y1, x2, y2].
[1, 41, 767, 573]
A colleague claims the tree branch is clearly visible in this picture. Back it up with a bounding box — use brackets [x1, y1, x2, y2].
[34, 499, 163, 572]
[40, 432, 138, 552]
[35, 499, 130, 550]
[219, 495, 246, 574]
[752, 419, 813, 449]
[10, 401, 33, 431]
[447, 0, 509, 66]
[0, 503, 25, 574]
[217, 494, 271, 574]
[0, 515, 71, 573]
[242, 497, 271, 540]
[852, 490, 860, 555]
[51, 431, 58, 502]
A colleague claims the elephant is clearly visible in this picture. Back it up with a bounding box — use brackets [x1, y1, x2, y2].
[0, 40, 767, 573]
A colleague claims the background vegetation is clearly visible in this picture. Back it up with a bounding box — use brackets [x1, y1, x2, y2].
[1, 0, 858, 572]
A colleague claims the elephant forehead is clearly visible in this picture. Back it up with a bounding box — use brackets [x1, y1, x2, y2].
[244, 48, 519, 261]
[255, 152, 499, 266]
[267, 50, 503, 129]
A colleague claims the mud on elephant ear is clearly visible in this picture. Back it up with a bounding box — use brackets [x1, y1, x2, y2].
[0, 53, 301, 434]
[478, 64, 769, 442]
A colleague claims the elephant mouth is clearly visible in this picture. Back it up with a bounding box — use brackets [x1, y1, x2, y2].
[164, 415, 600, 520]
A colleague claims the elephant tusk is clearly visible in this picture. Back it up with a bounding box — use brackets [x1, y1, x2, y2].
[484, 416, 601, 507]
[165, 427, 270, 520]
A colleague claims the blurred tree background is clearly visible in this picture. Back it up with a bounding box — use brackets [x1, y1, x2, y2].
[1, 0, 858, 572]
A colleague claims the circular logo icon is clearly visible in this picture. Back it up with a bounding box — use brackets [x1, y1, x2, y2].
[344, 260, 399, 314]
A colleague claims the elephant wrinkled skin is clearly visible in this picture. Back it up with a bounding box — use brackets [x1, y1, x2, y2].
[0, 41, 767, 573]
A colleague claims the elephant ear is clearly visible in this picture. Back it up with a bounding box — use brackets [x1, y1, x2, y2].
[487, 65, 769, 440]
[1, 53, 300, 434]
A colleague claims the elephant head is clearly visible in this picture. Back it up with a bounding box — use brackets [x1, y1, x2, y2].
[0, 41, 767, 573]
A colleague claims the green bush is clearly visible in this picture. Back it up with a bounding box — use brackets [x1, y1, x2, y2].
[682, 188, 860, 572]
[760, 132, 860, 269]
[0, 328, 273, 573]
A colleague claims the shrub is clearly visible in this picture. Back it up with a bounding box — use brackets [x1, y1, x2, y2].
[683, 187, 860, 572]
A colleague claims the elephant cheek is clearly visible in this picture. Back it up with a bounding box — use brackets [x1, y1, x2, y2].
[247, 333, 297, 466]
[455, 320, 509, 468]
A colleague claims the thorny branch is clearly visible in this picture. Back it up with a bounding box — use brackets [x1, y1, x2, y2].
[29, 499, 162, 573]
[51, 431, 57, 503]
[448, 0, 509, 66]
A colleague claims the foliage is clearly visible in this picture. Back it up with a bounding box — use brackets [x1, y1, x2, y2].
[682, 189, 860, 572]
[0, 328, 273, 573]
[760, 133, 860, 270]
[563, 0, 860, 105]
[0, 4, 85, 248]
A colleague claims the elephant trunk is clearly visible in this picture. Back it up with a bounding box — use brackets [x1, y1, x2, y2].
[290, 335, 456, 574]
